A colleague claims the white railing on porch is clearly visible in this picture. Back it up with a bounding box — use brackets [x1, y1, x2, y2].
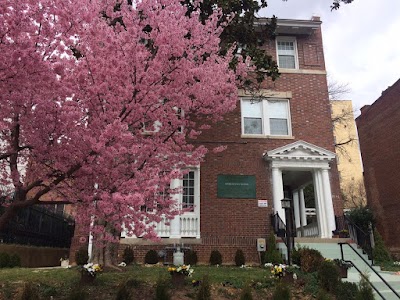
[297, 221, 319, 237]
[120, 213, 198, 239]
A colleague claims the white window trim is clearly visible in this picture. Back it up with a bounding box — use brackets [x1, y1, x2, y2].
[178, 167, 200, 215]
[240, 98, 293, 138]
[276, 36, 299, 70]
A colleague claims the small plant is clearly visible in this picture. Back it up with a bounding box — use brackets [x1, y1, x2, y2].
[239, 284, 253, 300]
[154, 279, 171, 300]
[196, 275, 211, 300]
[184, 249, 198, 265]
[20, 282, 40, 300]
[291, 244, 303, 266]
[235, 249, 246, 267]
[75, 247, 89, 266]
[122, 246, 135, 265]
[272, 282, 291, 300]
[0, 252, 10, 268]
[300, 248, 324, 273]
[355, 274, 374, 300]
[144, 249, 159, 264]
[333, 258, 352, 269]
[115, 284, 131, 300]
[262, 235, 283, 265]
[270, 264, 287, 278]
[167, 264, 194, 276]
[373, 229, 392, 263]
[82, 263, 102, 277]
[209, 250, 222, 266]
[335, 281, 359, 300]
[9, 253, 21, 268]
[317, 260, 340, 293]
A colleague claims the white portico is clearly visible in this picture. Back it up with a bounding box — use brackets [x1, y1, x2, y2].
[265, 140, 337, 238]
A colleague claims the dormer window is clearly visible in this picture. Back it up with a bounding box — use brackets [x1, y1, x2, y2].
[276, 37, 298, 69]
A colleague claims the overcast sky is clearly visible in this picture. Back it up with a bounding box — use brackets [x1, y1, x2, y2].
[258, 0, 400, 114]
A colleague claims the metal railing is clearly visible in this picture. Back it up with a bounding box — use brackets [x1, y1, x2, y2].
[339, 242, 400, 300]
[338, 214, 374, 264]
[0, 205, 75, 248]
[271, 213, 286, 240]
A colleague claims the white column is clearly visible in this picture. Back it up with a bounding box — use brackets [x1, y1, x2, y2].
[313, 170, 329, 238]
[293, 190, 301, 228]
[271, 167, 285, 223]
[321, 168, 336, 236]
[299, 188, 307, 227]
[169, 178, 181, 238]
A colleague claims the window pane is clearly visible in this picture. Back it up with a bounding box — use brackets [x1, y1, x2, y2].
[268, 101, 288, 118]
[278, 55, 295, 69]
[242, 100, 262, 118]
[270, 118, 288, 135]
[183, 171, 195, 212]
[244, 117, 262, 134]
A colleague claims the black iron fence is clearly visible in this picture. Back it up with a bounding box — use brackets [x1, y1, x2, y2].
[335, 214, 374, 264]
[0, 205, 75, 248]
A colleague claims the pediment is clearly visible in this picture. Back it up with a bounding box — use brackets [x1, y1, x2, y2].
[265, 140, 336, 161]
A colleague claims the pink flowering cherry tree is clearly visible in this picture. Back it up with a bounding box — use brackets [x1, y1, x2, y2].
[0, 0, 249, 265]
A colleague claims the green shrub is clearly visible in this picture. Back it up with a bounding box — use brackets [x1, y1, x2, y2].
[184, 249, 198, 265]
[154, 279, 170, 300]
[317, 260, 340, 293]
[262, 235, 283, 265]
[291, 244, 305, 266]
[316, 289, 333, 300]
[355, 274, 374, 300]
[272, 282, 291, 300]
[239, 284, 253, 300]
[335, 281, 359, 300]
[144, 250, 159, 264]
[75, 247, 89, 266]
[300, 248, 324, 273]
[9, 253, 21, 268]
[19, 282, 40, 300]
[122, 246, 135, 265]
[209, 250, 222, 266]
[373, 229, 392, 263]
[303, 272, 320, 297]
[347, 206, 374, 232]
[0, 252, 10, 268]
[235, 249, 246, 267]
[115, 284, 131, 300]
[196, 275, 211, 300]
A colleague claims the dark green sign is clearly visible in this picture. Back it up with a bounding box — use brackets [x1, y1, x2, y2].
[217, 175, 256, 199]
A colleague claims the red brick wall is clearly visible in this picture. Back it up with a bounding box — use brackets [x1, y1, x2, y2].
[356, 79, 400, 253]
[71, 20, 343, 265]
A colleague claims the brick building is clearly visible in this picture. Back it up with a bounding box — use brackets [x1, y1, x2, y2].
[356, 78, 400, 257]
[69, 16, 344, 265]
[111, 16, 344, 265]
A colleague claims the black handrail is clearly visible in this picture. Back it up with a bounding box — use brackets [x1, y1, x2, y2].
[344, 214, 374, 264]
[339, 242, 400, 299]
[270, 213, 286, 242]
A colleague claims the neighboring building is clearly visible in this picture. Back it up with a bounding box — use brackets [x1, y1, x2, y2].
[71, 17, 344, 264]
[356, 79, 400, 257]
[331, 100, 366, 208]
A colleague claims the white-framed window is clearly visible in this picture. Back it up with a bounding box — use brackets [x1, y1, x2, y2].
[182, 171, 195, 212]
[276, 37, 298, 69]
[241, 98, 292, 137]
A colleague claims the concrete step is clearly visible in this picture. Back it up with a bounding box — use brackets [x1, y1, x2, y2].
[285, 238, 400, 300]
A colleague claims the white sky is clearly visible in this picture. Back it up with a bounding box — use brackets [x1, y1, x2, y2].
[258, 0, 400, 113]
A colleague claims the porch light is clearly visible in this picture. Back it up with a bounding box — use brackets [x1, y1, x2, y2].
[281, 197, 292, 209]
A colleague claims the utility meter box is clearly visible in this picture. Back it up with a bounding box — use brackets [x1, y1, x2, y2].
[257, 238, 266, 252]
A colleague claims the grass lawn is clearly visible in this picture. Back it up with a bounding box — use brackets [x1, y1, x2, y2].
[0, 265, 311, 299]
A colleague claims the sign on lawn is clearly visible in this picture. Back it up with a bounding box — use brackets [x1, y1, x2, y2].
[217, 175, 256, 199]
